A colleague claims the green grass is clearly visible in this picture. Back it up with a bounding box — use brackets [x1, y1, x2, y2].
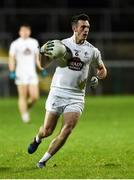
[0, 96, 134, 179]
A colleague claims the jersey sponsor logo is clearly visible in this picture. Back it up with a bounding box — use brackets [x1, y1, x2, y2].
[23, 48, 32, 55]
[67, 57, 84, 71]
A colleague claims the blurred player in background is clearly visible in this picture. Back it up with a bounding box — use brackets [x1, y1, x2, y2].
[28, 14, 107, 167]
[9, 24, 46, 123]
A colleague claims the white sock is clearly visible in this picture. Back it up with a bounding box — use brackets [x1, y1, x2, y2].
[36, 135, 41, 143]
[21, 112, 30, 123]
[39, 152, 51, 163]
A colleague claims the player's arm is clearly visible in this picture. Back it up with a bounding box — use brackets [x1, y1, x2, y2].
[96, 62, 107, 79]
[34, 40, 49, 77]
[39, 53, 52, 69]
[34, 41, 44, 71]
[94, 49, 107, 79]
[8, 54, 16, 72]
[8, 53, 16, 80]
[35, 53, 44, 71]
[35, 52, 49, 78]
[8, 42, 16, 73]
[89, 49, 107, 88]
[89, 63, 107, 89]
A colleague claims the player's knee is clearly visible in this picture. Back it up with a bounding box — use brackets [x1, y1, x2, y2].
[41, 126, 53, 137]
[30, 95, 38, 103]
[45, 127, 53, 137]
[62, 124, 74, 138]
[19, 95, 27, 101]
[33, 95, 38, 102]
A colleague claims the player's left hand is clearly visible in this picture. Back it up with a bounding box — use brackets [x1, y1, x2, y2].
[41, 69, 48, 78]
[90, 76, 98, 88]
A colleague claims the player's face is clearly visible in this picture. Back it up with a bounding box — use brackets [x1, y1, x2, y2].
[19, 26, 31, 39]
[74, 20, 90, 43]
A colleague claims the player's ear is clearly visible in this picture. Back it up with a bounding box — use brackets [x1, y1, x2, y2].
[18, 29, 21, 36]
[72, 24, 76, 32]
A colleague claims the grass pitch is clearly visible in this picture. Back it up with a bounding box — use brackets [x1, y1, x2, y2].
[0, 96, 134, 179]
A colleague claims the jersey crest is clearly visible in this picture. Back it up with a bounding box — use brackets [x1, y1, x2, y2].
[23, 48, 32, 55]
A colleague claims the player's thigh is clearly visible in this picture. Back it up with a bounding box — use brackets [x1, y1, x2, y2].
[43, 111, 60, 132]
[62, 101, 83, 130]
[63, 111, 81, 130]
[28, 84, 39, 100]
[17, 85, 28, 98]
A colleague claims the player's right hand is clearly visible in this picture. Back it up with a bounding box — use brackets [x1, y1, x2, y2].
[9, 71, 16, 80]
[40, 41, 54, 58]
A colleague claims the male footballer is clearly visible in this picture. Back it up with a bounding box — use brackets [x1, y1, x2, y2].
[28, 14, 107, 168]
[9, 24, 45, 123]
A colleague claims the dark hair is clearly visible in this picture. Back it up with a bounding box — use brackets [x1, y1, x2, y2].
[71, 13, 90, 26]
[19, 24, 31, 30]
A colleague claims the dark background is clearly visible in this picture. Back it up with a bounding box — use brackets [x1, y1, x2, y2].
[0, 0, 134, 95]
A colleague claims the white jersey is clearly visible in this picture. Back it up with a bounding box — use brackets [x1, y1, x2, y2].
[9, 37, 39, 77]
[50, 36, 104, 100]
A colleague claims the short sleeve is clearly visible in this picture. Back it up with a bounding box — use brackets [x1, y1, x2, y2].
[34, 40, 39, 54]
[92, 48, 104, 68]
[9, 42, 16, 56]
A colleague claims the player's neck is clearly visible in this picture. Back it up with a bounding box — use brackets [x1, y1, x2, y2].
[72, 35, 85, 45]
[20, 37, 29, 40]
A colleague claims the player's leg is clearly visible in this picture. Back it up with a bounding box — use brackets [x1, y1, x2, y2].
[38, 111, 59, 139]
[37, 111, 80, 168]
[27, 84, 39, 109]
[17, 85, 29, 122]
[28, 111, 59, 154]
[48, 112, 80, 155]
